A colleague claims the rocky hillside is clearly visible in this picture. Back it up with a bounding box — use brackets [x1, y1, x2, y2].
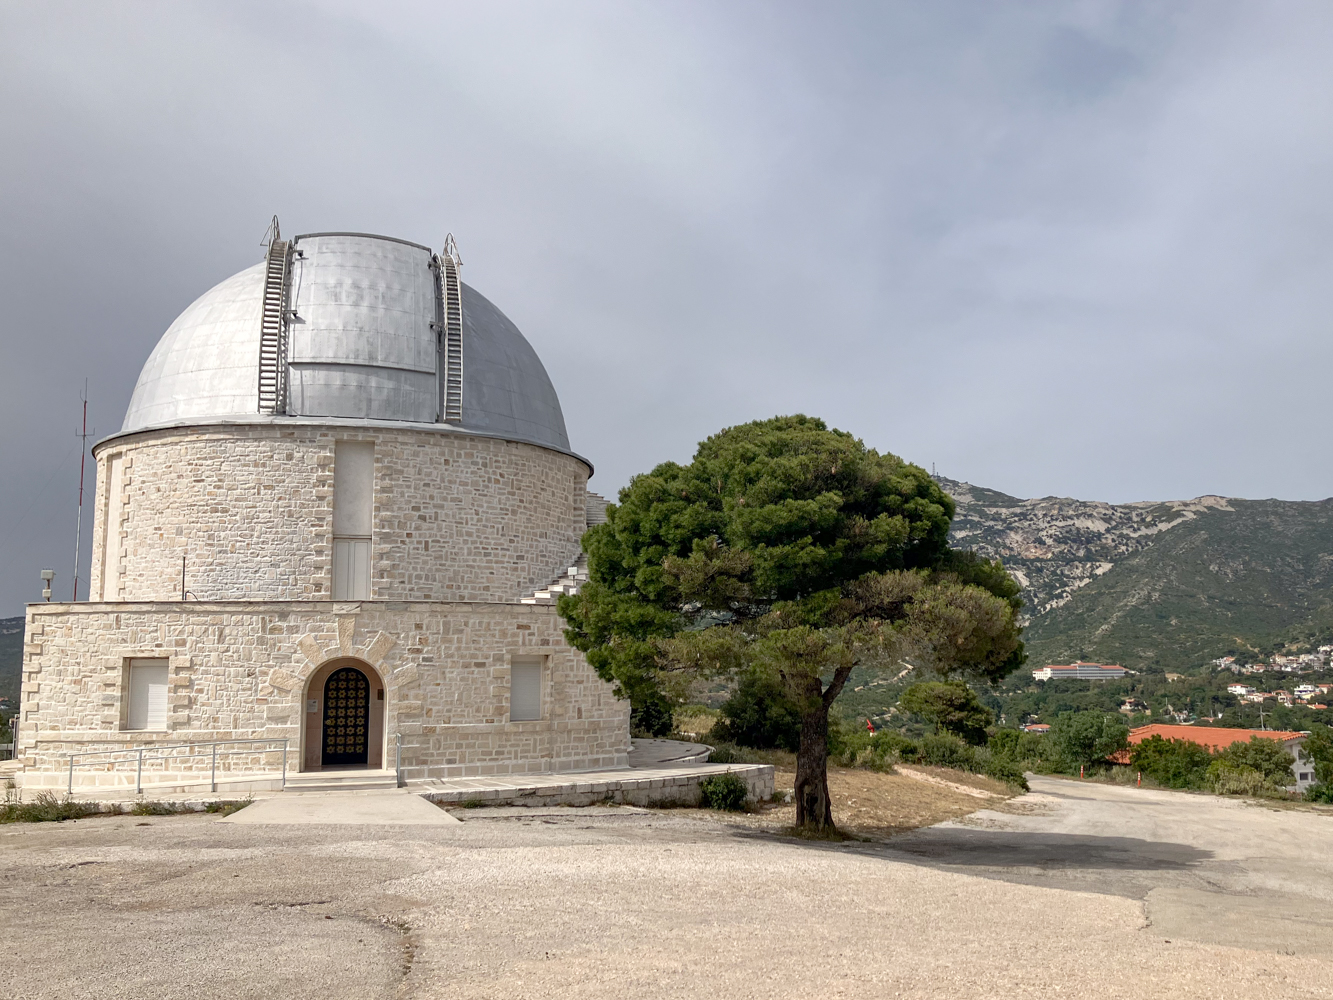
[939, 477, 1333, 672]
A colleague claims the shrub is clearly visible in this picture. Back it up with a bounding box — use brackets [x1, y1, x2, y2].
[979, 751, 1029, 791]
[912, 733, 978, 770]
[698, 773, 749, 811]
[130, 800, 192, 816]
[0, 791, 103, 824]
[1305, 782, 1333, 804]
[1206, 765, 1283, 797]
[1212, 736, 1295, 786]
[1130, 736, 1213, 789]
[1048, 711, 1129, 772]
[898, 681, 993, 745]
[710, 669, 802, 751]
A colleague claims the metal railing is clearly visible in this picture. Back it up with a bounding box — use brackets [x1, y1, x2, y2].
[66, 738, 290, 795]
[395, 732, 404, 787]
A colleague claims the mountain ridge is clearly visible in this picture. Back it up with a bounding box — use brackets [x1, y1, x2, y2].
[939, 476, 1333, 670]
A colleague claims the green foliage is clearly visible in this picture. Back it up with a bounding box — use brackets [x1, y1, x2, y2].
[1305, 782, 1333, 803]
[1210, 736, 1295, 785]
[710, 668, 802, 750]
[561, 416, 1025, 742]
[898, 681, 993, 745]
[1300, 724, 1333, 787]
[130, 800, 192, 816]
[0, 791, 105, 823]
[1129, 736, 1213, 789]
[1048, 711, 1129, 770]
[698, 773, 750, 811]
[1205, 765, 1284, 797]
[940, 476, 1333, 673]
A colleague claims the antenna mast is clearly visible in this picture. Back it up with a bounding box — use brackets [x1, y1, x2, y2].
[71, 382, 93, 602]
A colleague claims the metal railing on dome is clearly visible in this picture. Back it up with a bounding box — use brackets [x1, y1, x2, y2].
[66, 738, 290, 795]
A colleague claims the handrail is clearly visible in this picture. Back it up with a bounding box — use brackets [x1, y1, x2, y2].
[66, 738, 290, 795]
[395, 732, 404, 788]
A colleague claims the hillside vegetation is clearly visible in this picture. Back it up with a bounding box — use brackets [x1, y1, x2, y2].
[938, 477, 1333, 672]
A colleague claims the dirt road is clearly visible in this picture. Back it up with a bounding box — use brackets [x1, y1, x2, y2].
[2, 779, 1331, 999]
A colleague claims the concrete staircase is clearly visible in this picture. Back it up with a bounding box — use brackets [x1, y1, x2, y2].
[283, 769, 398, 792]
[521, 553, 589, 606]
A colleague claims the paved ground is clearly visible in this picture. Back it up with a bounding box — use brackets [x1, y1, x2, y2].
[223, 789, 459, 826]
[3, 775, 1332, 999]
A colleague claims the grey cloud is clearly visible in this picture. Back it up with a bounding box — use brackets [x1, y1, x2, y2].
[1, 0, 1331, 613]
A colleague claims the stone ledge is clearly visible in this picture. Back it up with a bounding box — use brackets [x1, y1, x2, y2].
[416, 762, 774, 808]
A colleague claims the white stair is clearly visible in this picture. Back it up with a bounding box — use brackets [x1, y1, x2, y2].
[521, 553, 590, 606]
[283, 769, 398, 792]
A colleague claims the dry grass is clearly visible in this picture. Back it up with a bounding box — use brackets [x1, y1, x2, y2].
[696, 764, 1018, 840]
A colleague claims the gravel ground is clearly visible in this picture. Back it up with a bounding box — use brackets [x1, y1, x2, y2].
[3, 777, 1332, 999]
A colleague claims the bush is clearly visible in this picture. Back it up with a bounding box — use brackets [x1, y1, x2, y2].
[898, 681, 993, 745]
[1130, 736, 1213, 789]
[1048, 711, 1129, 772]
[1304, 782, 1333, 803]
[710, 669, 803, 751]
[1212, 736, 1295, 786]
[698, 773, 749, 811]
[912, 733, 978, 770]
[0, 791, 104, 824]
[979, 752, 1029, 790]
[1206, 765, 1283, 798]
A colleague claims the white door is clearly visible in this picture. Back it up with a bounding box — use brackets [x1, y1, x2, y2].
[127, 660, 169, 730]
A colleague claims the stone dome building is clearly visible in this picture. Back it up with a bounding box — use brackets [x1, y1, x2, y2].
[17, 228, 628, 791]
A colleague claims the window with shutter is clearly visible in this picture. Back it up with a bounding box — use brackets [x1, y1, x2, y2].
[510, 659, 543, 722]
[127, 659, 169, 731]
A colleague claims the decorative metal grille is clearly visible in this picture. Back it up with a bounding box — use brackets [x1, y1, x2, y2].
[321, 667, 370, 766]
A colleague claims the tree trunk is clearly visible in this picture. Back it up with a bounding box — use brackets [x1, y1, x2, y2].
[793, 663, 856, 832]
[794, 703, 834, 830]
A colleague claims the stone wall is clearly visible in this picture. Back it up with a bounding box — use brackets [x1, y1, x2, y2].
[17, 599, 629, 786]
[89, 423, 590, 604]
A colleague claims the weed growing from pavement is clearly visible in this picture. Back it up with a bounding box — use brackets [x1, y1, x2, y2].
[0, 791, 252, 823]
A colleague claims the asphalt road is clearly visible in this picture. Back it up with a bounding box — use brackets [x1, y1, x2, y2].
[3, 779, 1331, 999]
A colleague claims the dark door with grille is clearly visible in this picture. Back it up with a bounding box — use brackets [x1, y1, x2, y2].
[322, 667, 370, 766]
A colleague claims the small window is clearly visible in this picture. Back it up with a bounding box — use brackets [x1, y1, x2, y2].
[510, 658, 542, 722]
[126, 659, 169, 731]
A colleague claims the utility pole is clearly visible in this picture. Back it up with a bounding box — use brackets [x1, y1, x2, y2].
[71, 382, 93, 602]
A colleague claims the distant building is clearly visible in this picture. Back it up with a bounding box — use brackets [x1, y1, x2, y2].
[1020, 723, 1050, 734]
[1032, 662, 1127, 681]
[1227, 684, 1255, 696]
[1118, 724, 1314, 791]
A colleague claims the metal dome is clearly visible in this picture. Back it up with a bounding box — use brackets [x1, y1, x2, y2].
[120, 231, 572, 455]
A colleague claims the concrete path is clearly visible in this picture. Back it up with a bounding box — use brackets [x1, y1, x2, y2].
[5, 790, 1333, 1000]
[222, 789, 459, 826]
[885, 774, 1333, 957]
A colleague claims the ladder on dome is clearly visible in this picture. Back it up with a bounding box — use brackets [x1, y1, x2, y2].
[258, 216, 293, 415]
[438, 234, 464, 423]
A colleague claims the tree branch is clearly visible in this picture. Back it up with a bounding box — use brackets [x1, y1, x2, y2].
[821, 662, 856, 709]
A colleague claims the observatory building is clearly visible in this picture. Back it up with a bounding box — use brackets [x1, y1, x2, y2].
[16, 228, 628, 790]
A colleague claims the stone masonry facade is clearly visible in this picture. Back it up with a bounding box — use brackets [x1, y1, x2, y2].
[90, 423, 590, 605]
[18, 599, 629, 787]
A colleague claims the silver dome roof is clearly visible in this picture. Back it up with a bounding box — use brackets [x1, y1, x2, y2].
[121, 232, 572, 455]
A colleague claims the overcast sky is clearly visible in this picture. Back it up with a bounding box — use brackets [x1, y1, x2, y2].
[3, 1, 1332, 614]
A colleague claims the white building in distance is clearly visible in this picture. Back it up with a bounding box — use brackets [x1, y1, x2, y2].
[1032, 662, 1128, 681]
[16, 228, 629, 790]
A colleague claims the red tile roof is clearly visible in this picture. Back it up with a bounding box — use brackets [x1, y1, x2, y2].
[1126, 724, 1304, 753]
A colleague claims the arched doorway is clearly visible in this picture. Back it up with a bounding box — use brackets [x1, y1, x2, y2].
[322, 666, 371, 766]
[301, 658, 386, 771]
